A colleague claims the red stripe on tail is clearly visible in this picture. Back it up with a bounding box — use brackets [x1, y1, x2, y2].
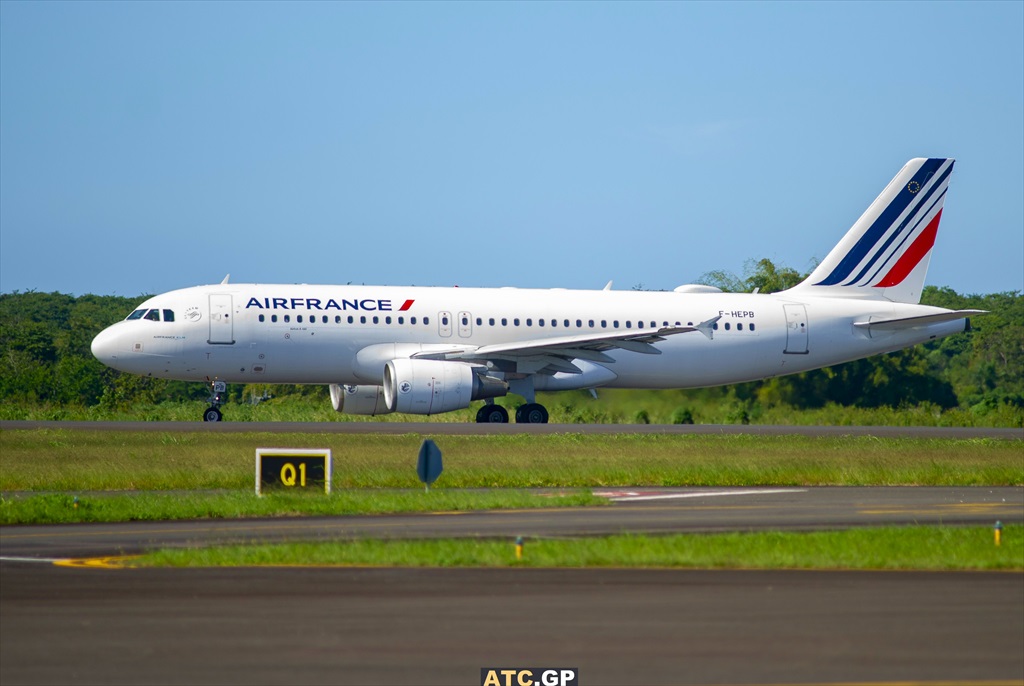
[875, 209, 942, 288]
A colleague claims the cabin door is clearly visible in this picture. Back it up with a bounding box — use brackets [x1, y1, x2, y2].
[783, 304, 808, 354]
[209, 294, 235, 344]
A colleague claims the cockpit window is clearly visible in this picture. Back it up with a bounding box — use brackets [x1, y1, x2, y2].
[163, 309, 175, 322]
[126, 309, 146, 320]
[144, 309, 160, 321]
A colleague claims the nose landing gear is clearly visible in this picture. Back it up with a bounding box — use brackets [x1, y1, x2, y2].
[203, 381, 227, 422]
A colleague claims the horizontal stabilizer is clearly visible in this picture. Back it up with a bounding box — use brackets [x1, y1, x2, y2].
[853, 310, 985, 331]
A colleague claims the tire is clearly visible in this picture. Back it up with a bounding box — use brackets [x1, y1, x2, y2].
[476, 405, 509, 423]
[516, 403, 549, 424]
[203, 407, 223, 422]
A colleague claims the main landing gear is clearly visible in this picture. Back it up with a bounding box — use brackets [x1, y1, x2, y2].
[203, 381, 227, 422]
[474, 402, 549, 424]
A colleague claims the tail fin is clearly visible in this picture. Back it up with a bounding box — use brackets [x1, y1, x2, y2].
[786, 158, 954, 303]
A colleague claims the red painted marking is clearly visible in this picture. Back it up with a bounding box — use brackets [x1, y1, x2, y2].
[875, 209, 942, 288]
[398, 299, 415, 311]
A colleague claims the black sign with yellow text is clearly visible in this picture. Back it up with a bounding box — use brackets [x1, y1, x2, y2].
[255, 449, 332, 495]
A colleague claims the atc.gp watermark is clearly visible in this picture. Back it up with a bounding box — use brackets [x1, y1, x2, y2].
[481, 667, 579, 686]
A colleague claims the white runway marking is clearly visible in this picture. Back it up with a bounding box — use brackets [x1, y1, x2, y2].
[0, 556, 65, 564]
[596, 488, 807, 502]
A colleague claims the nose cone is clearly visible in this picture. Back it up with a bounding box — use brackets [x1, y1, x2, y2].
[91, 325, 122, 369]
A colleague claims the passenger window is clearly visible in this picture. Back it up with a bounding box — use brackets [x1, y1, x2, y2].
[476, 318, 482, 326]
[750, 323, 756, 332]
[424, 317, 430, 325]
[514, 318, 520, 326]
[144, 309, 160, 321]
[724, 322, 731, 330]
[284, 315, 291, 323]
[539, 319, 545, 327]
[601, 320, 607, 328]
[442, 316, 449, 325]
[501, 318, 507, 326]
[461, 316, 468, 325]
[737, 323, 743, 331]
[588, 320, 594, 328]
[373, 316, 379, 324]
[297, 315, 303, 323]
[713, 322, 719, 330]
[386, 316, 392, 324]
[360, 316, 366, 324]
[163, 310, 175, 322]
[335, 316, 341, 323]
[551, 319, 557, 328]
[526, 318, 533, 326]
[259, 314, 265, 323]
[347, 316, 354, 324]
[398, 317, 404, 325]
[576, 319, 582, 328]
[613, 320, 619, 328]
[411, 317, 417, 325]
[489, 318, 495, 326]
[626, 321, 632, 329]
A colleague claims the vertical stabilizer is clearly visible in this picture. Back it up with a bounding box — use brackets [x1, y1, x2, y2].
[785, 158, 954, 303]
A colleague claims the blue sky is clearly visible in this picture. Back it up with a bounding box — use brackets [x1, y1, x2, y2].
[2, 1, 1021, 298]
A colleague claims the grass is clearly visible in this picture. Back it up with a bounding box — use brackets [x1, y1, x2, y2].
[135, 525, 1024, 571]
[0, 488, 601, 525]
[2, 430, 1022, 493]
[4, 428, 1020, 572]
[4, 388, 1022, 427]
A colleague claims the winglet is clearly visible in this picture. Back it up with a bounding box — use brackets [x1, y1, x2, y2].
[696, 315, 721, 340]
[220, 274, 231, 285]
[603, 280, 613, 291]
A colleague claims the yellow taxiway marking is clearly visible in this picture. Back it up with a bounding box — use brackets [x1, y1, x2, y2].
[53, 556, 139, 569]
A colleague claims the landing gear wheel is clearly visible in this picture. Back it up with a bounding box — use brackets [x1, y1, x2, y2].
[476, 404, 509, 423]
[203, 407, 223, 422]
[515, 403, 549, 424]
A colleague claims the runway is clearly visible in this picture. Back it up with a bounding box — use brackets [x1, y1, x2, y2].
[3, 419, 1022, 439]
[2, 564, 1021, 686]
[2, 487, 1023, 684]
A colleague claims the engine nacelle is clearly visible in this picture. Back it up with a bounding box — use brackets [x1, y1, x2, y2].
[383, 359, 507, 415]
[329, 383, 392, 415]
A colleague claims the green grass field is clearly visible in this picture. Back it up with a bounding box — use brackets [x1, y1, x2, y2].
[3, 428, 1021, 570]
[2, 430, 1021, 492]
[137, 526, 1023, 571]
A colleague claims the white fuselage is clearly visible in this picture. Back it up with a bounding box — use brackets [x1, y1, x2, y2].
[91, 282, 966, 390]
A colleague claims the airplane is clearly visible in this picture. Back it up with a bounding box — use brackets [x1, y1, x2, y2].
[91, 157, 984, 423]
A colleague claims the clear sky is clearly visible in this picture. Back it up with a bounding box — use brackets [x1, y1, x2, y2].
[2, 1, 1021, 298]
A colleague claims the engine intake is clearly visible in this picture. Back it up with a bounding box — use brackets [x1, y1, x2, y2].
[383, 359, 507, 415]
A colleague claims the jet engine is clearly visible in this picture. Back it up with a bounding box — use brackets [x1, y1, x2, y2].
[329, 383, 392, 415]
[383, 359, 507, 415]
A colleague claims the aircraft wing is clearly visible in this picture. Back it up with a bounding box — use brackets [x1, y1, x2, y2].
[853, 309, 986, 331]
[411, 316, 720, 374]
